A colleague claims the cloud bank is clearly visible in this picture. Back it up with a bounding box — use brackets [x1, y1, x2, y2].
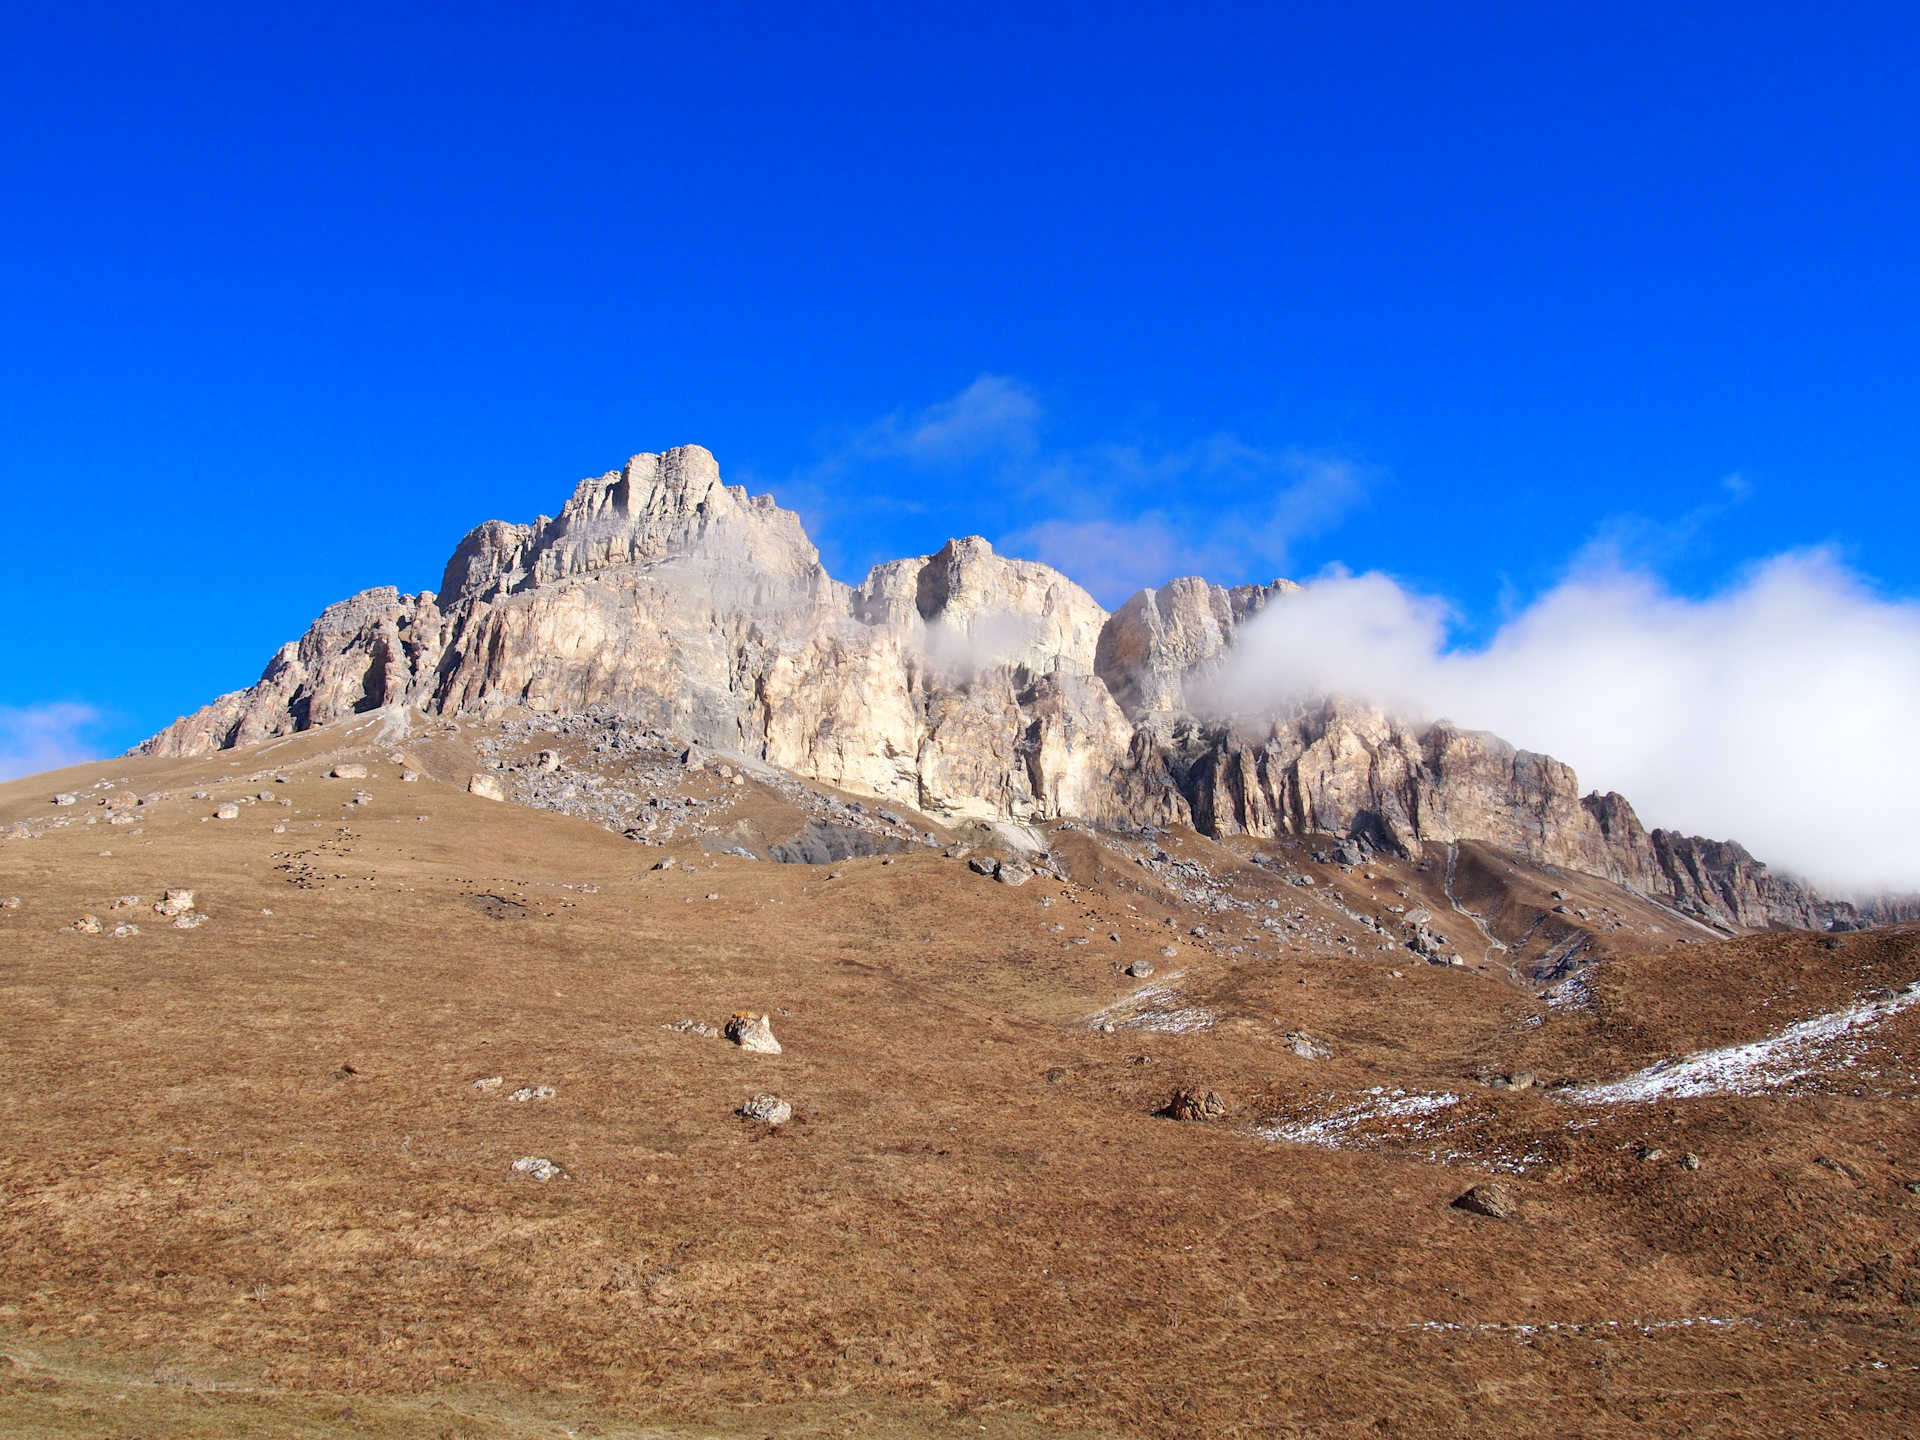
[1219, 551, 1920, 896]
[0, 702, 109, 782]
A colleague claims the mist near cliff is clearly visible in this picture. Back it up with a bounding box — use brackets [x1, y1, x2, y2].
[1215, 550, 1920, 897]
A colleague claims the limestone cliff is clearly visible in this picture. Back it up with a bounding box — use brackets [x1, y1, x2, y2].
[138, 444, 1854, 932]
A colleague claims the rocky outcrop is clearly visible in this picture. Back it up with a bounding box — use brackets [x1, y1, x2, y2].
[138, 443, 1858, 932]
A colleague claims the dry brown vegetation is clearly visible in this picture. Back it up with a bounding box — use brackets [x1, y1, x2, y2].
[2, 717, 1917, 1437]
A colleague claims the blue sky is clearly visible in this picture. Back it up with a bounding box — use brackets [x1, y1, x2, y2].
[4, 2, 1918, 772]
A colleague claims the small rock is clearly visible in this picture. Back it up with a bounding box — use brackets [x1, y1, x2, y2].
[1489, 1070, 1536, 1091]
[155, 889, 195, 916]
[256, 791, 275, 801]
[472, 1076, 504, 1092]
[111, 923, 138, 937]
[1127, 960, 1155, 978]
[108, 895, 140, 910]
[968, 856, 998, 876]
[1160, 945, 1178, 958]
[192, 791, 210, 800]
[1168, 1087, 1228, 1122]
[272, 823, 286, 833]
[508, 1085, 556, 1102]
[944, 844, 972, 859]
[1284, 1031, 1332, 1060]
[725, 1012, 783, 1054]
[53, 793, 76, 806]
[536, 750, 561, 772]
[104, 791, 138, 810]
[682, 745, 709, 771]
[400, 770, 419, 782]
[214, 803, 240, 820]
[0, 896, 19, 909]
[995, 862, 1032, 887]
[1683, 1152, 1702, 1170]
[4, 823, 31, 841]
[665, 1019, 720, 1038]
[469, 774, 506, 801]
[172, 913, 207, 929]
[1099, 1022, 1117, 1034]
[652, 856, 678, 871]
[332, 764, 368, 780]
[705, 891, 720, 900]
[511, 1156, 564, 1182]
[1639, 1147, 1666, 1163]
[1452, 1183, 1518, 1219]
[738, 1092, 792, 1124]
[74, 915, 103, 934]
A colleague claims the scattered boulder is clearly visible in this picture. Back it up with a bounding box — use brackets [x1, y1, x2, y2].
[0, 897, 20, 909]
[401, 770, 420, 782]
[511, 1156, 564, 1181]
[172, 913, 208, 929]
[968, 856, 998, 876]
[154, 889, 194, 916]
[74, 915, 102, 935]
[508, 1085, 556, 1102]
[1168, 1087, 1228, 1121]
[682, 745, 710, 771]
[652, 856, 679, 871]
[665, 1019, 720, 1038]
[108, 895, 140, 910]
[1284, 1031, 1332, 1060]
[738, 1092, 793, 1124]
[1127, 960, 1155, 978]
[536, 749, 561, 771]
[1452, 1183, 1518, 1219]
[332, 764, 368, 779]
[945, 843, 972, 859]
[104, 791, 138, 810]
[214, 803, 240, 820]
[472, 1076, 504, 1092]
[725, 1012, 782, 1054]
[53, 793, 75, 806]
[1160, 945, 1178, 958]
[996, 862, 1032, 887]
[4, 823, 31, 841]
[111, 924, 138, 938]
[469, 774, 506, 801]
[1490, 1070, 1536, 1091]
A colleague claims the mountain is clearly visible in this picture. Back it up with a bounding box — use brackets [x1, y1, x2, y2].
[138, 444, 1868, 934]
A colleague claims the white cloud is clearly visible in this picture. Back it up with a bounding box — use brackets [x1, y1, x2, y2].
[820, 374, 1042, 472]
[0, 702, 110, 782]
[1218, 551, 1920, 895]
[779, 377, 1374, 600]
[1000, 444, 1373, 604]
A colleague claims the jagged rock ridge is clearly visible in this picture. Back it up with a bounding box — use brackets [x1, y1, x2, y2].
[139, 445, 1861, 933]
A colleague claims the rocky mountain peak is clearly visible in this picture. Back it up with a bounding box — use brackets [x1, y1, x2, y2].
[138, 444, 1865, 935]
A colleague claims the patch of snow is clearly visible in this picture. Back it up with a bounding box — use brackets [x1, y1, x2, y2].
[1255, 1087, 1460, 1148]
[1570, 982, 1920, 1104]
[1085, 979, 1216, 1034]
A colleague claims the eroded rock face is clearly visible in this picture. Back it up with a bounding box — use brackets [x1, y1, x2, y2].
[136, 443, 1851, 932]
